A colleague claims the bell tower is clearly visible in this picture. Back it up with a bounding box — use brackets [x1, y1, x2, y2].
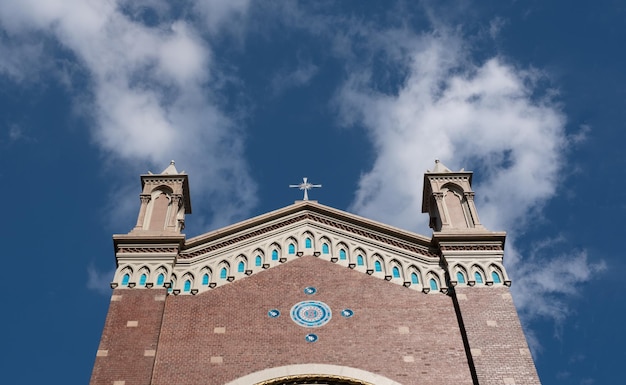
[132, 160, 191, 234]
[422, 159, 484, 232]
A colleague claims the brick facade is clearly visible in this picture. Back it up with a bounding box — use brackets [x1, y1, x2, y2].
[90, 162, 542, 385]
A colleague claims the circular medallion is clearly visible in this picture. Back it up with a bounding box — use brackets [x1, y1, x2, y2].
[268, 309, 280, 318]
[303, 286, 317, 295]
[341, 309, 354, 318]
[305, 333, 318, 343]
[291, 301, 332, 328]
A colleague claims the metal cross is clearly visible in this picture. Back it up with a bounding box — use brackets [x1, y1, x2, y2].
[289, 177, 322, 201]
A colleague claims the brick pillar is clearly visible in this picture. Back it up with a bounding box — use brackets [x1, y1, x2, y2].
[453, 286, 541, 385]
[90, 289, 167, 385]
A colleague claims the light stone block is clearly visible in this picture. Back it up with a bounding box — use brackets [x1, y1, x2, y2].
[126, 321, 138, 327]
[502, 293, 513, 300]
[503, 378, 515, 385]
[457, 293, 468, 300]
[471, 348, 482, 356]
[520, 348, 531, 356]
[398, 326, 409, 334]
[144, 350, 156, 357]
[487, 320, 497, 327]
[214, 327, 226, 334]
[113, 381, 126, 385]
[154, 295, 166, 301]
[96, 350, 108, 357]
[110, 295, 122, 302]
[402, 355, 414, 363]
[211, 356, 223, 364]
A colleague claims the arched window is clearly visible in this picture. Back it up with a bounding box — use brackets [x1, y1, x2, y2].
[474, 272, 484, 284]
[456, 272, 466, 284]
[168, 281, 173, 293]
[492, 271, 502, 284]
[392, 266, 400, 278]
[272, 250, 278, 260]
[255, 255, 262, 266]
[183, 280, 191, 292]
[288, 244, 295, 254]
[202, 273, 209, 285]
[374, 260, 382, 272]
[220, 267, 227, 279]
[339, 249, 346, 260]
[238, 261, 245, 273]
[429, 278, 438, 291]
[139, 274, 147, 286]
[322, 243, 329, 254]
[411, 272, 419, 284]
[121, 274, 130, 287]
[305, 238, 312, 248]
[357, 255, 364, 266]
[156, 273, 165, 286]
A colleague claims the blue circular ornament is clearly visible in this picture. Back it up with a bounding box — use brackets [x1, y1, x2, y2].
[268, 309, 280, 318]
[341, 309, 354, 318]
[305, 333, 318, 343]
[291, 301, 332, 328]
[303, 286, 317, 295]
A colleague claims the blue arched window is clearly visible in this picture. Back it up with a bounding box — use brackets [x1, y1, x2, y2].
[168, 281, 173, 293]
[272, 250, 278, 260]
[183, 280, 191, 292]
[474, 272, 484, 284]
[357, 255, 364, 266]
[456, 272, 466, 284]
[429, 278, 438, 291]
[202, 273, 209, 285]
[238, 261, 245, 273]
[139, 274, 147, 286]
[121, 273, 130, 286]
[374, 260, 382, 272]
[392, 266, 400, 278]
[322, 243, 329, 254]
[255, 255, 262, 266]
[220, 267, 227, 279]
[339, 249, 346, 260]
[305, 238, 312, 248]
[288, 244, 295, 254]
[411, 272, 419, 284]
[492, 271, 502, 284]
[156, 273, 165, 286]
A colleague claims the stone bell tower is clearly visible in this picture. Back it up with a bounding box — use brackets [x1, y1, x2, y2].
[132, 161, 192, 234]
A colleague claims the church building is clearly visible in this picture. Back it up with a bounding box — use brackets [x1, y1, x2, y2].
[90, 161, 541, 385]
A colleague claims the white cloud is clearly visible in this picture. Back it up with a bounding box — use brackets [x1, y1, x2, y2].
[0, 0, 256, 228]
[271, 62, 318, 95]
[87, 264, 115, 295]
[334, 29, 601, 324]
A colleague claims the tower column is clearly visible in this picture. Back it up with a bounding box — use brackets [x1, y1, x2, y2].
[167, 195, 182, 230]
[463, 191, 483, 228]
[134, 194, 151, 230]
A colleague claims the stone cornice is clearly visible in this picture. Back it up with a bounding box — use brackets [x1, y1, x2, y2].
[179, 205, 439, 259]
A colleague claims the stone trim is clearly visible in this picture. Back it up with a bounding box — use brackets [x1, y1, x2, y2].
[225, 364, 403, 385]
[180, 213, 438, 259]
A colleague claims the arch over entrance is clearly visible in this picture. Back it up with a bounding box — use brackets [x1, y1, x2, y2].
[225, 364, 403, 385]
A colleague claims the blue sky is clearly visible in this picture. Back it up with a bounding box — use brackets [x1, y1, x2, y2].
[0, 1, 621, 384]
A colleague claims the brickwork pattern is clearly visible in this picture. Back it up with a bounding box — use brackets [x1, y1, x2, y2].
[90, 289, 167, 385]
[152, 257, 473, 385]
[455, 287, 541, 385]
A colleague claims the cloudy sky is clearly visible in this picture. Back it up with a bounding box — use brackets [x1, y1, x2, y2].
[0, 1, 621, 384]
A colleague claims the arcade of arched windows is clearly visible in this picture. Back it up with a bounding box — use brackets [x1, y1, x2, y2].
[112, 233, 508, 294]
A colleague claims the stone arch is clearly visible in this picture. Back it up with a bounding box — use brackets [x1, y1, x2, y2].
[441, 182, 471, 229]
[146, 186, 174, 231]
[224, 364, 404, 385]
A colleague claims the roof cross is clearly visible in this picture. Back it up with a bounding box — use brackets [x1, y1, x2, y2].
[289, 177, 322, 201]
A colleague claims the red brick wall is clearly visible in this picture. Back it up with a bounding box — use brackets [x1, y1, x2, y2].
[454, 286, 541, 385]
[90, 288, 167, 385]
[151, 257, 473, 385]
